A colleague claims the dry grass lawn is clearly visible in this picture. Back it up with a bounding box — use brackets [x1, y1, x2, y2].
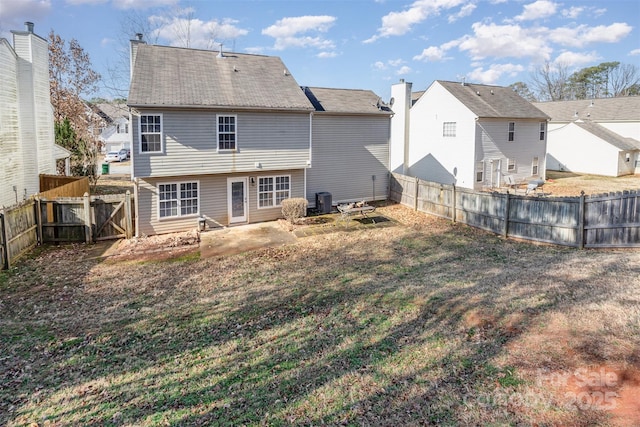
[544, 171, 640, 197]
[1, 204, 639, 426]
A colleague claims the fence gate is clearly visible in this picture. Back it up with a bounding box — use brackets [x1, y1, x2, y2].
[93, 192, 134, 241]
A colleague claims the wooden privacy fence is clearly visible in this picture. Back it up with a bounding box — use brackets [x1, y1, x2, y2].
[0, 192, 134, 269]
[39, 174, 89, 197]
[390, 173, 640, 248]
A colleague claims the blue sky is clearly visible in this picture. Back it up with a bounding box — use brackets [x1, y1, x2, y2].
[1, 0, 638, 101]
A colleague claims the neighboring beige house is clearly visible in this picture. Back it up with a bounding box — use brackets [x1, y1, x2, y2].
[0, 22, 68, 208]
[534, 97, 640, 176]
[390, 79, 549, 190]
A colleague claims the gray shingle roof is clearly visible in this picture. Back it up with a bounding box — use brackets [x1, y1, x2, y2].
[436, 80, 549, 119]
[533, 97, 640, 122]
[128, 44, 314, 111]
[302, 87, 391, 115]
[573, 121, 640, 151]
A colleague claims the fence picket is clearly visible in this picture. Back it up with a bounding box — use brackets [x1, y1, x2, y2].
[390, 173, 640, 248]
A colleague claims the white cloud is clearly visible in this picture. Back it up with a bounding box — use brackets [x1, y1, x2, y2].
[111, 0, 178, 9]
[448, 3, 476, 23]
[100, 37, 114, 47]
[457, 22, 552, 61]
[388, 58, 405, 67]
[364, 0, 466, 43]
[561, 6, 584, 19]
[149, 13, 248, 50]
[397, 65, 412, 75]
[553, 50, 600, 67]
[630, 48, 640, 56]
[468, 63, 524, 84]
[262, 15, 336, 51]
[515, 0, 558, 21]
[413, 46, 448, 62]
[373, 61, 387, 70]
[548, 23, 633, 48]
[317, 51, 337, 58]
[0, 0, 51, 31]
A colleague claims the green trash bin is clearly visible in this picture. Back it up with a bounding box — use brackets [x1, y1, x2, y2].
[102, 163, 110, 175]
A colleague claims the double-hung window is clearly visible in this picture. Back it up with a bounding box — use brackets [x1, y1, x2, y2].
[508, 122, 515, 142]
[475, 161, 484, 183]
[539, 122, 546, 141]
[532, 157, 539, 176]
[140, 114, 162, 153]
[158, 181, 199, 219]
[443, 122, 456, 137]
[217, 115, 237, 151]
[507, 158, 516, 172]
[258, 176, 290, 208]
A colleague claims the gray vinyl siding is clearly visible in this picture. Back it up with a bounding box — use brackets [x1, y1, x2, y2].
[132, 110, 311, 178]
[475, 118, 547, 189]
[307, 115, 390, 206]
[136, 169, 304, 235]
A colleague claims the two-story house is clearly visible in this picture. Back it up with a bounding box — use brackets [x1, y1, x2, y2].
[534, 97, 640, 176]
[0, 22, 65, 208]
[128, 39, 391, 235]
[92, 102, 131, 154]
[390, 79, 549, 190]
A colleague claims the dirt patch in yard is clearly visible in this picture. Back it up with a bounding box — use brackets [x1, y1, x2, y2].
[107, 230, 200, 262]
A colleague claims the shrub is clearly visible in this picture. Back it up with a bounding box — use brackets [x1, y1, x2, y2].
[281, 198, 308, 224]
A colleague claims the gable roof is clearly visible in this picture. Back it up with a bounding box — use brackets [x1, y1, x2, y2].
[93, 103, 129, 122]
[436, 80, 549, 119]
[573, 121, 640, 151]
[128, 44, 314, 111]
[533, 97, 640, 122]
[302, 87, 392, 115]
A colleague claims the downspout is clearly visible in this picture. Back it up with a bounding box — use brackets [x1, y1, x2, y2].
[306, 111, 313, 203]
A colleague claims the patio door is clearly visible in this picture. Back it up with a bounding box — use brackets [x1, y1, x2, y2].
[227, 177, 247, 224]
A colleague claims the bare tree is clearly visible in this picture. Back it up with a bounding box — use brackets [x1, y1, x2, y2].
[608, 63, 640, 97]
[529, 61, 571, 101]
[49, 30, 102, 184]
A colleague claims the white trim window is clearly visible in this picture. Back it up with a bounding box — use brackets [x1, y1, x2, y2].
[475, 161, 484, 183]
[443, 122, 456, 137]
[258, 175, 290, 208]
[508, 122, 515, 142]
[217, 114, 237, 151]
[532, 157, 539, 176]
[507, 158, 516, 172]
[539, 122, 546, 141]
[158, 181, 199, 219]
[139, 114, 162, 153]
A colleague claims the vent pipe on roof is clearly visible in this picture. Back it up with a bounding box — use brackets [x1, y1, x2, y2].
[136, 33, 143, 41]
[25, 22, 34, 33]
[217, 43, 224, 58]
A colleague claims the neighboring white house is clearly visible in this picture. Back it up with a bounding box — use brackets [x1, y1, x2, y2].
[390, 79, 549, 190]
[534, 97, 640, 176]
[92, 102, 131, 153]
[0, 22, 67, 208]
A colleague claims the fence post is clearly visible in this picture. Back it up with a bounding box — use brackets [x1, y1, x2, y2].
[83, 192, 93, 244]
[503, 191, 510, 237]
[578, 191, 585, 249]
[452, 184, 457, 223]
[0, 213, 8, 270]
[35, 198, 42, 245]
[414, 177, 419, 211]
[125, 190, 133, 239]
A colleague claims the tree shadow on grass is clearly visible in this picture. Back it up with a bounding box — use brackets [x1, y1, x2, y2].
[1, 213, 639, 426]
